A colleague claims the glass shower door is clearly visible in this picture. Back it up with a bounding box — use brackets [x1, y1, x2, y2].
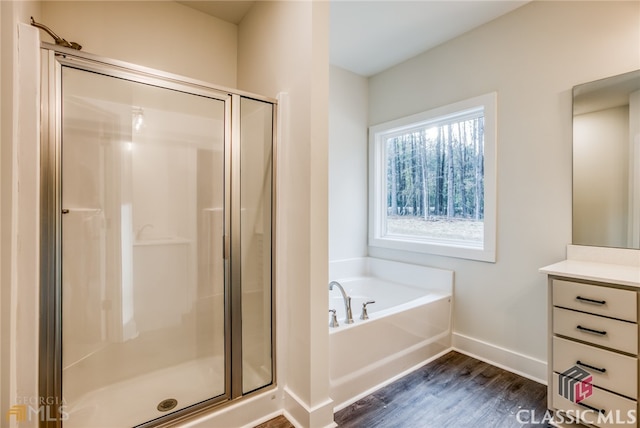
[60, 66, 228, 427]
[240, 97, 274, 393]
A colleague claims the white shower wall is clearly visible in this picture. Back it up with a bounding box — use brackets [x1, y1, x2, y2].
[62, 73, 225, 364]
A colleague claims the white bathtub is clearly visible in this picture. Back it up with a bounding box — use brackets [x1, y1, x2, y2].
[328, 257, 453, 410]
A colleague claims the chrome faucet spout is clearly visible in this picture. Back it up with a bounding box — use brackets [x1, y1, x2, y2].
[329, 281, 354, 324]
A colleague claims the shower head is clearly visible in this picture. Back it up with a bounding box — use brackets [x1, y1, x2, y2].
[30, 17, 82, 51]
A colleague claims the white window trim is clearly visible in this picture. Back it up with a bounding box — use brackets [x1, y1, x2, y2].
[368, 92, 497, 262]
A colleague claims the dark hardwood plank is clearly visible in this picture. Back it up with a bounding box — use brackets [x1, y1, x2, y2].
[254, 415, 295, 428]
[334, 351, 550, 428]
[256, 352, 549, 428]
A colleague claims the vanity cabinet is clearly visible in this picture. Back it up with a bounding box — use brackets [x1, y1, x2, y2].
[547, 277, 639, 428]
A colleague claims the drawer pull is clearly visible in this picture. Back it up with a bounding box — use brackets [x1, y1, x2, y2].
[576, 295, 606, 305]
[577, 401, 605, 414]
[576, 325, 607, 336]
[576, 360, 607, 373]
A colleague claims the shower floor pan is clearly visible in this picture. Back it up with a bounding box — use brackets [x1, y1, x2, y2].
[64, 356, 224, 428]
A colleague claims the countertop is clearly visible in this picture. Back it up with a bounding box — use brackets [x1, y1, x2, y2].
[540, 259, 640, 288]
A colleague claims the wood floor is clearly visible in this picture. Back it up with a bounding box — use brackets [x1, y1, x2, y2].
[256, 351, 549, 428]
[254, 415, 295, 428]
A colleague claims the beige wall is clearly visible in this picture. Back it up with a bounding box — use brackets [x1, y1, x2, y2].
[573, 106, 630, 247]
[363, 0, 640, 378]
[1, 3, 42, 427]
[329, 65, 368, 261]
[40, 1, 237, 86]
[238, 1, 332, 426]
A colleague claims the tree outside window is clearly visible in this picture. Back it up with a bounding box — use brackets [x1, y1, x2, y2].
[369, 93, 496, 262]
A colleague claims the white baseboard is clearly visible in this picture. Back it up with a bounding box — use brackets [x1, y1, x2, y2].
[283, 386, 336, 428]
[452, 332, 547, 385]
[282, 410, 337, 428]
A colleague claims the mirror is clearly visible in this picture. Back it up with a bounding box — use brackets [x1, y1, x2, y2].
[573, 69, 640, 249]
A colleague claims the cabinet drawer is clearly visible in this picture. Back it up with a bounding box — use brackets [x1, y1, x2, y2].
[553, 280, 637, 322]
[553, 307, 638, 355]
[553, 336, 638, 399]
[552, 374, 637, 428]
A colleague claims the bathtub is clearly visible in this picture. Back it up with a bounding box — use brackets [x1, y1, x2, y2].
[329, 257, 453, 410]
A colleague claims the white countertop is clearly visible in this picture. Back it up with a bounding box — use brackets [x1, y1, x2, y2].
[540, 259, 640, 288]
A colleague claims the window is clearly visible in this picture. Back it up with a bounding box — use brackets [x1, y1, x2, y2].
[369, 93, 496, 262]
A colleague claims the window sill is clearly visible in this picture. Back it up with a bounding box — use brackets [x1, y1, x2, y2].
[369, 236, 496, 263]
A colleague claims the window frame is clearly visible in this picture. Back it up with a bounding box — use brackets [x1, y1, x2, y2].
[368, 92, 497, 262]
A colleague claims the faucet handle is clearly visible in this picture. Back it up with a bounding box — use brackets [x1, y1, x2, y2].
[360, 300, 376, 320]
[329, 309, 339, 328]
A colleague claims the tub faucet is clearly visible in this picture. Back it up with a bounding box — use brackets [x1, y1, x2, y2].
[329, 281, 354, 324]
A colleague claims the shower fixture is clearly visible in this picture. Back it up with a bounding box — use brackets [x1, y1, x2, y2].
[30, 17, 82, 50]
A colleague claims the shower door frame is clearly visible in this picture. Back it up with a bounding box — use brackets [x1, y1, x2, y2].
[39, 43, 277, 428]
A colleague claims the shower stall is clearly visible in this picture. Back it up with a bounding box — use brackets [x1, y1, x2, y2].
[39, 44, 276, 427]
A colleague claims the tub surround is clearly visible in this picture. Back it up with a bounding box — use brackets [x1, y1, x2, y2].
[541, 245, 640, 427]
[328, 257, 453, 410]
[330, 257, 454, 294]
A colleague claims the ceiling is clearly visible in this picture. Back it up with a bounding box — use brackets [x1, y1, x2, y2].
[180, 1, 531, 77]
[177, 1, 256, 24]
[330, 1, 530, 76]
